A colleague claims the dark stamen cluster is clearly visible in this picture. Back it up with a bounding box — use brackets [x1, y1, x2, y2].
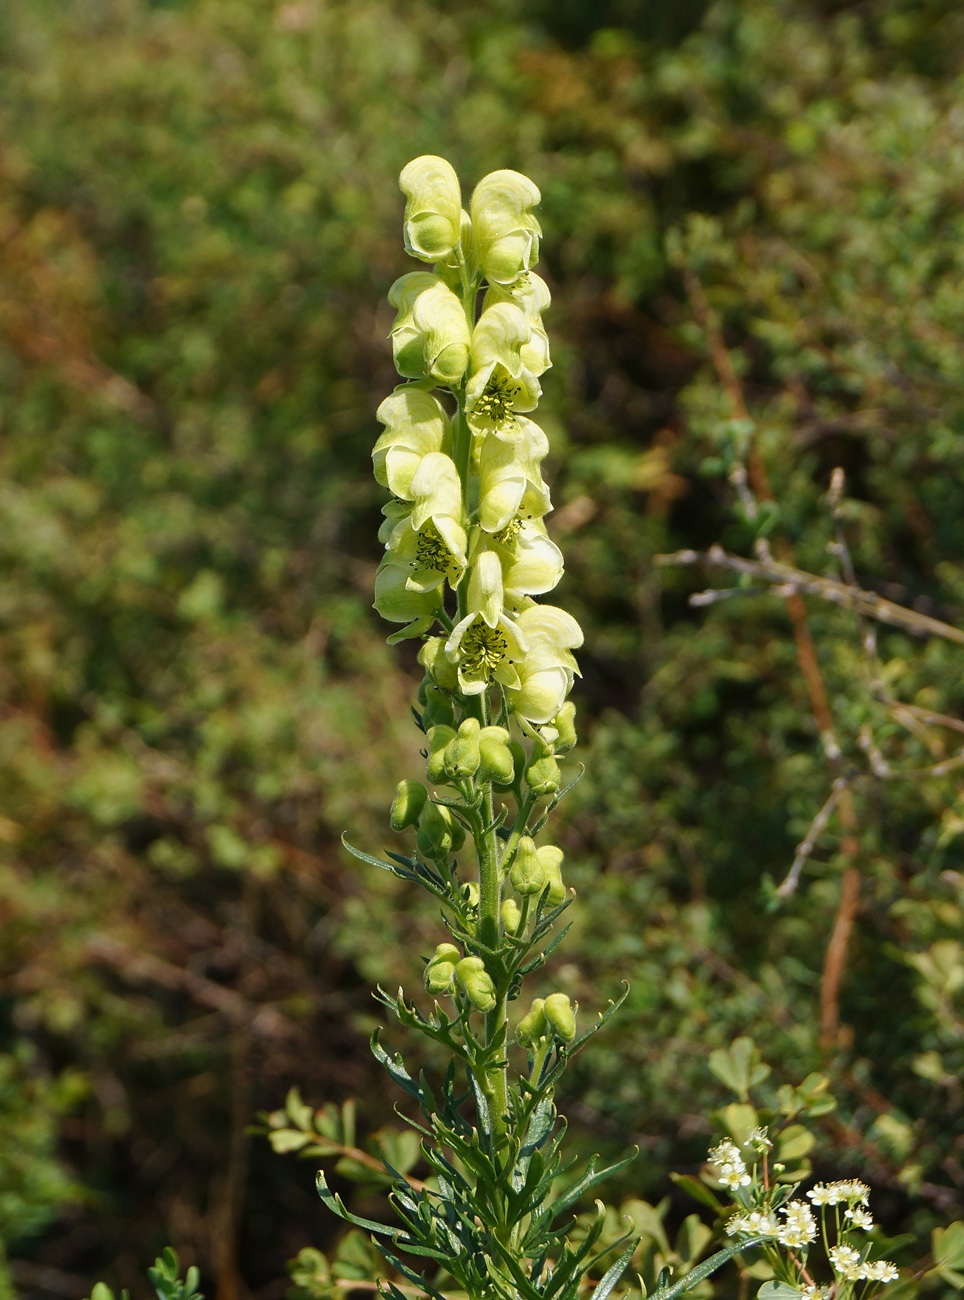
[460, 621, 509, 680]
[414, 522, 456, 578]
[474, 374, 522, 426]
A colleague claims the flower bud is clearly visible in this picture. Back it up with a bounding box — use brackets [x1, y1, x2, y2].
[455, 956, 496, 1012]
[390, 779, 428, 832]
[516, 998, 547, 1048]
[418, 637, 460, 692]
[544, 992, 576, 1043]
[552, 702, 577, 753]
[444, 717, 481, 779]
[424, 942, 460, 994]
[509, 835, 547, 896]
[525, 745, 561, 796]
[463, 880, 479, 910]
[536, 845, 566, 906]
[399, 156, 462, 263]
[478, 725, 515, 785]
[470, 170, 541, 285]
[416, 800, 464, 859]
[388, 273, 471, 386]
[500, 898, 522, 934]
[426, 725, 456, 783]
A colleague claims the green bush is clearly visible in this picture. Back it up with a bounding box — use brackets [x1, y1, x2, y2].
[0, 0, 962, 1292]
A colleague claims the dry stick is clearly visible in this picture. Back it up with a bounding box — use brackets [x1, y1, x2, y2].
[683, 272, 860, 1051]
[656, 548, 964, 650]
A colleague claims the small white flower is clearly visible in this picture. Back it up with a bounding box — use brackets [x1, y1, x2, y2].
[719, 1164, 752, 1190]
[742, 1211, 779, 1237]
[845, 1205, 874, 1230]
[859, 1260, 898, 1283]
[778, 1200, 817, 1248]
[802, 1287, 831, 1299]
[725, 1214, 749, 1237]
[807, 1183, 836, 1206]
[710, 1140, 742, 1165]
[829, 1244, 863, 1281]
[745, 1126, 773, 1152]
[840, 1179, 871, 1205]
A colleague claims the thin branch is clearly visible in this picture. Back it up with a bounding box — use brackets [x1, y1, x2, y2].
[777, 778, 849, 899]
[657, 546, 964, 648]
[820, 865, 861, 1050]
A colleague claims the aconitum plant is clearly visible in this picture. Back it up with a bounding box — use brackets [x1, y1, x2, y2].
[322, 156, 906, 1300]
[331, 154, 635, 1300]
[87, 158, 920, 1300]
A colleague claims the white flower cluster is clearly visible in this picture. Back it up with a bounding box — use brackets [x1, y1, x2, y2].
[829, 1244, 898, 1283]
[373, 156, 581, 725]
[709, 1139, 752, 1189]
[709, 1134, 899, 1294]
[806, 1180, 870, 1207]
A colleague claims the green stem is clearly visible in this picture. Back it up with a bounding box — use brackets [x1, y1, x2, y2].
[453, 395, 472, 524]
[477, 774, 509, 1149]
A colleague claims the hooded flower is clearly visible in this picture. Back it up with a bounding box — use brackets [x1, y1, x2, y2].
[497, 520, 564, 599]
[444, 551, 528, 695]
[465, 303, 542, 431]
[470, 169, 542, 285]
[374, 550, 442, 643]
[384, 513, 467, 593]
[399, 156, 463, 263]
[504, 604, 583, 724]
[477, 417, 551, 532]
[389, 273, 471, 386]
[483, 273, 551, 377]
[378, 450, 467, 591]
[372, 386, 451, 499]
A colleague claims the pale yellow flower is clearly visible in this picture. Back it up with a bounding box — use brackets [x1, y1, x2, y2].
[445, 552, 528, 695]
[389, 272, 471, 386]
[504, 604, 583, 724]
[471, 169, 542, 285]
[372, 385, 451, 499]
[477, 418, 551, 532]
[399, 155, 462, 263]
[465, 303, 542, 431]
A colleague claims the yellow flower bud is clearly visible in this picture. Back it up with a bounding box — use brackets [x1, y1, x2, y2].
[552, 702, 577, 753]
[500, 898, 522, 933]
[525, 746, 561, 796]
[390, 779, 428, 832]
[426, 725, 456, 784]
[416, 800, 464, 859]
[444, 717, 481, 779]
[418, 637, 460, 692]
[455, 956, 496, 1012]
[543, 992, 576, 1042]
[516, 997, 547, 1047]
[536, 845, 566, 906]
[399, 156, 462, 263]
[424, 942, 460, 994]
[478, 725, 515, 785]
[509, 835, 547, 896]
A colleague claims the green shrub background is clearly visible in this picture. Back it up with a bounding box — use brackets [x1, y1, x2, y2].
[1, 0, 963, 1294]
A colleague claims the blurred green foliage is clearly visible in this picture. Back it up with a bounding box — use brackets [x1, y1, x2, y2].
[0, 0, 963, 1295]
